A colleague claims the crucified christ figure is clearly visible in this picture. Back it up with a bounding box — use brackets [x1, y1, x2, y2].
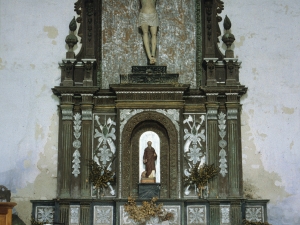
[138, 0, 159, 65]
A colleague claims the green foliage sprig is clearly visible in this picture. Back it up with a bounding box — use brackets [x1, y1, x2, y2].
[30, 217, 44, 225]
[88, 160, 115, 190]
[183, 163, 219, 196]
[124, 197, 173, 224]
[243, 220, 271, 225]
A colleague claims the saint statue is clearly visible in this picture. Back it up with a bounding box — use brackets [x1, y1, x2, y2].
[143, 141, 157, 178]
[138, 0, 159, 64]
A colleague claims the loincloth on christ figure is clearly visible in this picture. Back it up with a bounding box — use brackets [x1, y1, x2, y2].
[138, 12, 159, 27]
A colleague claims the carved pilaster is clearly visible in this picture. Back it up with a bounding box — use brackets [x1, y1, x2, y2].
[209, 201, 220, 225]
[84, 0, 95, 57]
[206, 94, 219, 197]
[204, 0, 214, 56]
[82, 59, 96, 86]
[80, 202, 90, 225]
[230, 201, 242, 225]
[224, 58, 240, 85]
[80, 95, 94, 197]
[203, 0, 224, 58]
[61, 59, 76, 86]
[226, 102, 242, 197]
[196, 0, 202, 87]
[204, 58, 218, 86]
[58, 102, 74, 198]
[59, 202, 70, 225]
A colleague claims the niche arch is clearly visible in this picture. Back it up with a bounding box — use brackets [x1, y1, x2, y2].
[120, 111, 179, 199]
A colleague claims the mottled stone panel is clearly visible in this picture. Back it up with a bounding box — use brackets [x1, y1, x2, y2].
[101, 0, 197, 88]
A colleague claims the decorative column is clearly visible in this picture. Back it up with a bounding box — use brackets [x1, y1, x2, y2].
[226, 93, 243, 197]
[58, 94, 74, 198]
[82, 59, 96, 86]
[59, 202, 70, 225]
[206, 93, 219, 197]
[230, 201, 242, 225]
[209, 201, 220, 225]
[80, 94, 94, 197]
[204, 58, 218, 86]
[80, 202, 91, 225]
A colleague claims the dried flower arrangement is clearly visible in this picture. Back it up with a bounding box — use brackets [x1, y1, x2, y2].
[242, 220, 271, 225]
[124, 197, 173, 224]
[183, 162, 219, 197]
[88, 160, 115, 193]
[30, 217, 44, 225]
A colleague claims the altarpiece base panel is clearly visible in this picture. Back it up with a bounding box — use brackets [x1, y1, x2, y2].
[31, 199, 269, 225]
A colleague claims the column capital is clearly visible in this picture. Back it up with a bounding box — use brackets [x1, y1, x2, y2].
[60, 104, 74, 121]
[81, 105, 93, 121]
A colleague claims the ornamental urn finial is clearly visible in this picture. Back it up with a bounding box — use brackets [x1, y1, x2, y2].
[65, 17, 78, 58]
[222, 15, 235, 58]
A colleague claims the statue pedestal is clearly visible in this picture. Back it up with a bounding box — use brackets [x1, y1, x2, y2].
[141, 177, 156, 183]
[120, 66, 179, 84]
[138, 183, 160, 199]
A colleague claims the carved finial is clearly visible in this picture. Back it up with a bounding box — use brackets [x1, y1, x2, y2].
[65, 17, 78, 58]
[69, 16, 77, 32]
[222, 15, 235, 58]
[223, 15, 232, 30]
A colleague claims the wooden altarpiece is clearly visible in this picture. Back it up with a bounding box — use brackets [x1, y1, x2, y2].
[31, 0, 269, 224]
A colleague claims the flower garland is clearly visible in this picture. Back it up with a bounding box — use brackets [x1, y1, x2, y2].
[124, 197, 173, 224]
[30, 218, 44, 225]
[243, 220, 271, 225]
[183, 162, 219, 197]
[88, 160, 115, 190]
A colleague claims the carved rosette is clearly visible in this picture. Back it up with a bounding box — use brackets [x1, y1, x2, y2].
[92, 114, 116, 197]
[72, 113, 82, 177]
[36, 206, 55, 223]
[183, 114, 206, 197]
[187, 205, 207, 225]
[93, 206, 114, 225]
[218, 112, 227, 177]
[245, 206, 264, 222]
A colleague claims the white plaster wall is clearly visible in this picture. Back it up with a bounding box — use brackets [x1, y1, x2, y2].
[0, 0, 75, 223]
[0, 0, 299, 224]
[220, 0, 300, 224]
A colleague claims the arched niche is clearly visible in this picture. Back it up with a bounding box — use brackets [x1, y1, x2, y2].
[120, 111, 179, 199]
[139, 131, 161, 183]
